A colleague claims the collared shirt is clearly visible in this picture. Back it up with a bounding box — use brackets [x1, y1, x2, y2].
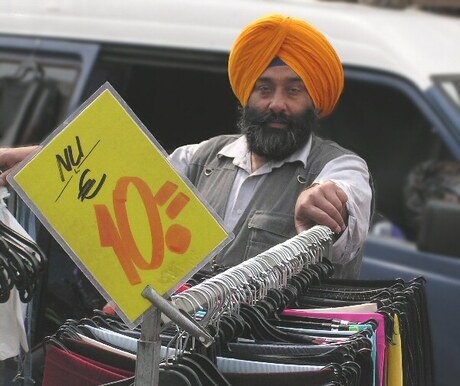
[168, 135, 372, 264]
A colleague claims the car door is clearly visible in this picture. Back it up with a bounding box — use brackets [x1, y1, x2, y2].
[321, 66, 460, 386]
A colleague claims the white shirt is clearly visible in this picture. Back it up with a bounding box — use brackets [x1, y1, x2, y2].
[168, 135, 372, 264]
[0, 189, 29, 360]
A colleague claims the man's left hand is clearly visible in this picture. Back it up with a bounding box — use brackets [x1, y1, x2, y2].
[295, 181, 348, 235]
[0, 146, 39, 186]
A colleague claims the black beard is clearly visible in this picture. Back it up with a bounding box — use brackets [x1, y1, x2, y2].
[238, 107, 319, 161]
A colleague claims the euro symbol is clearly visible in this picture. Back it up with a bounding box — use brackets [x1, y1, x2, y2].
[78, 169, 107, 201]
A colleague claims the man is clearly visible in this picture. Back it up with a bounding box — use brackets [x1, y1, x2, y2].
[0, 14, 372, 278]
[162, 14, 372, 278]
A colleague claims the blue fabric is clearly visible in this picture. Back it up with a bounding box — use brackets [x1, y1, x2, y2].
[269, 57, 287, 67]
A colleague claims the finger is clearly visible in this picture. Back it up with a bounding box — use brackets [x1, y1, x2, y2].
[321, 189, 345, 214]
[301, 205, 342, 234]
[0, 170, 11, 187]
[320, 184, 348, 228]
[295, 182, 348, 234]
[307, 189, 344, 226]
[295, 216, 315, 233]
[320, 183, 348, 205]
[295, 193, 344, 233]
[0, 151, 8, 169]
[334, 186, 348, 204]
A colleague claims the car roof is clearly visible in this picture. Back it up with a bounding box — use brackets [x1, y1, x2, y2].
[1, 0, 459, 90]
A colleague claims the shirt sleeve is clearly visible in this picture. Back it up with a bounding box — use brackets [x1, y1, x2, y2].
[314, 154, 373, 264]
[167, 140, 210, 176]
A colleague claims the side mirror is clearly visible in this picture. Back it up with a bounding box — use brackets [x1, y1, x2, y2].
[417, 199, 460, 257]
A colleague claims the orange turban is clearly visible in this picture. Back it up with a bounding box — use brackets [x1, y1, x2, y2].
[228, 14, 344, 117]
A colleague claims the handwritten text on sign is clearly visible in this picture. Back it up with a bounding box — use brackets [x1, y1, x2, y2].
[55, 136, 107, 202]
[11, 86, 229, 325]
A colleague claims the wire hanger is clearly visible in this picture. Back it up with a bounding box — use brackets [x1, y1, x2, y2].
[0, 188, 47, 303]
[13, 61, 44, 81]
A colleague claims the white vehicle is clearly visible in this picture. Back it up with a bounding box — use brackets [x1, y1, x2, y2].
[0, 1, 459, 384]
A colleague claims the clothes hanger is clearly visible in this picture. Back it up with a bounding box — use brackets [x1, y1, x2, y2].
[162, 329, 223, 386]
[42, 335, 71, 353]
[171, 227, 346, 379]
[99, 376, 135, 386]
[239, 303, 320, 344]
[0, 219, 47, 266]
[162, 359, 203, 386]
[182, 351, 233, 386]
[271, 314, 356, 332]
[355, 348, 374, 386]
[341, 360, 362, 386]
[216, 316, 237, 342]
[91, 310, 142, 337]
[0, 239, 33, 302]
[175, 355, 222, 386]
[159, 367, 193, 386]
[183, 263, 298, 344]
[226, 264, 295, 343]
[0, 252, 14, 302]
[13, 61, 44, 81]
[0, 217, 47, 302]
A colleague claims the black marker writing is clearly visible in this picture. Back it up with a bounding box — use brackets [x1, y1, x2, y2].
[55, 136, 106, 202]
[78, 169, 107, 201]
[56, 136, 84, 182]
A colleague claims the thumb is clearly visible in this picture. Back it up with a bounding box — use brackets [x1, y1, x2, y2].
[295, 216, 315, 233]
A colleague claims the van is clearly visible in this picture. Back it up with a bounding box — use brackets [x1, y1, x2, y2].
[0, 0, 459, 384]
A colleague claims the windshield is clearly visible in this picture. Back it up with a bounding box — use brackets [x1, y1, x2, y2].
[437, 77, 460, 110]
[0, 52, 79, 146]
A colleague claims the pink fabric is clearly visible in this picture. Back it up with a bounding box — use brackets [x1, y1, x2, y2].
[282, 309, 386, 386]
[42, 345, 133, 386]
[176, 284, 191, 294]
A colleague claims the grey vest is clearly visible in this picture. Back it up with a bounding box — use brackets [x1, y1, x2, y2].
[187, 134, 365, 279]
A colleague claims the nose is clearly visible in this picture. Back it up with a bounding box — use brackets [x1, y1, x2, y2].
[268, 90, 287, 114]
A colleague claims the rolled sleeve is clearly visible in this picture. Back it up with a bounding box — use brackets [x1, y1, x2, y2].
[315, 154, 372, 263]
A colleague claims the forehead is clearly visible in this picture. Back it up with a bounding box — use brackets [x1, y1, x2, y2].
[256, 65, 304, 84]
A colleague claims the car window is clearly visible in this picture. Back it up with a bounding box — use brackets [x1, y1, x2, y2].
[82, 44, 236, 153]
[0, 38, 98, 147]
[320, 73, 458, 241]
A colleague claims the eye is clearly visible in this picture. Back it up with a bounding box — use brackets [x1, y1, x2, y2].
[257, 85, 271, 93]
[288, 87, 301, 95]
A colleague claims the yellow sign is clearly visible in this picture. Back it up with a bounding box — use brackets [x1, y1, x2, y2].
[10, 84, 230, 326]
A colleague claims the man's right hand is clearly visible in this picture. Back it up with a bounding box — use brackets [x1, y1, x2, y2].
[0, 146, 39, 186]
[294, 180, 348, 235]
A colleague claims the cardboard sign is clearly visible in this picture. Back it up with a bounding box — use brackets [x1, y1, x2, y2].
[10, 83, 231, 326]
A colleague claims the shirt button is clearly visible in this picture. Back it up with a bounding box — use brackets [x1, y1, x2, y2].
[236, 209, 242, 215]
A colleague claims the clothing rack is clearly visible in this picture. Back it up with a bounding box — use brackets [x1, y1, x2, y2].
[138, 225, 334, 386]
[34, 224, 433, 386]
[171, 225, 333, 319]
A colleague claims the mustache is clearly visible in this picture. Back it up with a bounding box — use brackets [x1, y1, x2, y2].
[245, 111, 293, 127]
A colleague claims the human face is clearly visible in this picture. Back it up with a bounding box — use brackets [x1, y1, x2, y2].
[239, 65, 318, 161]
[247, 65, 314, 128]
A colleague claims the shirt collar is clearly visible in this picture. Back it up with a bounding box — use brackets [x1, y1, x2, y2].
[218, 134, 312, 171]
